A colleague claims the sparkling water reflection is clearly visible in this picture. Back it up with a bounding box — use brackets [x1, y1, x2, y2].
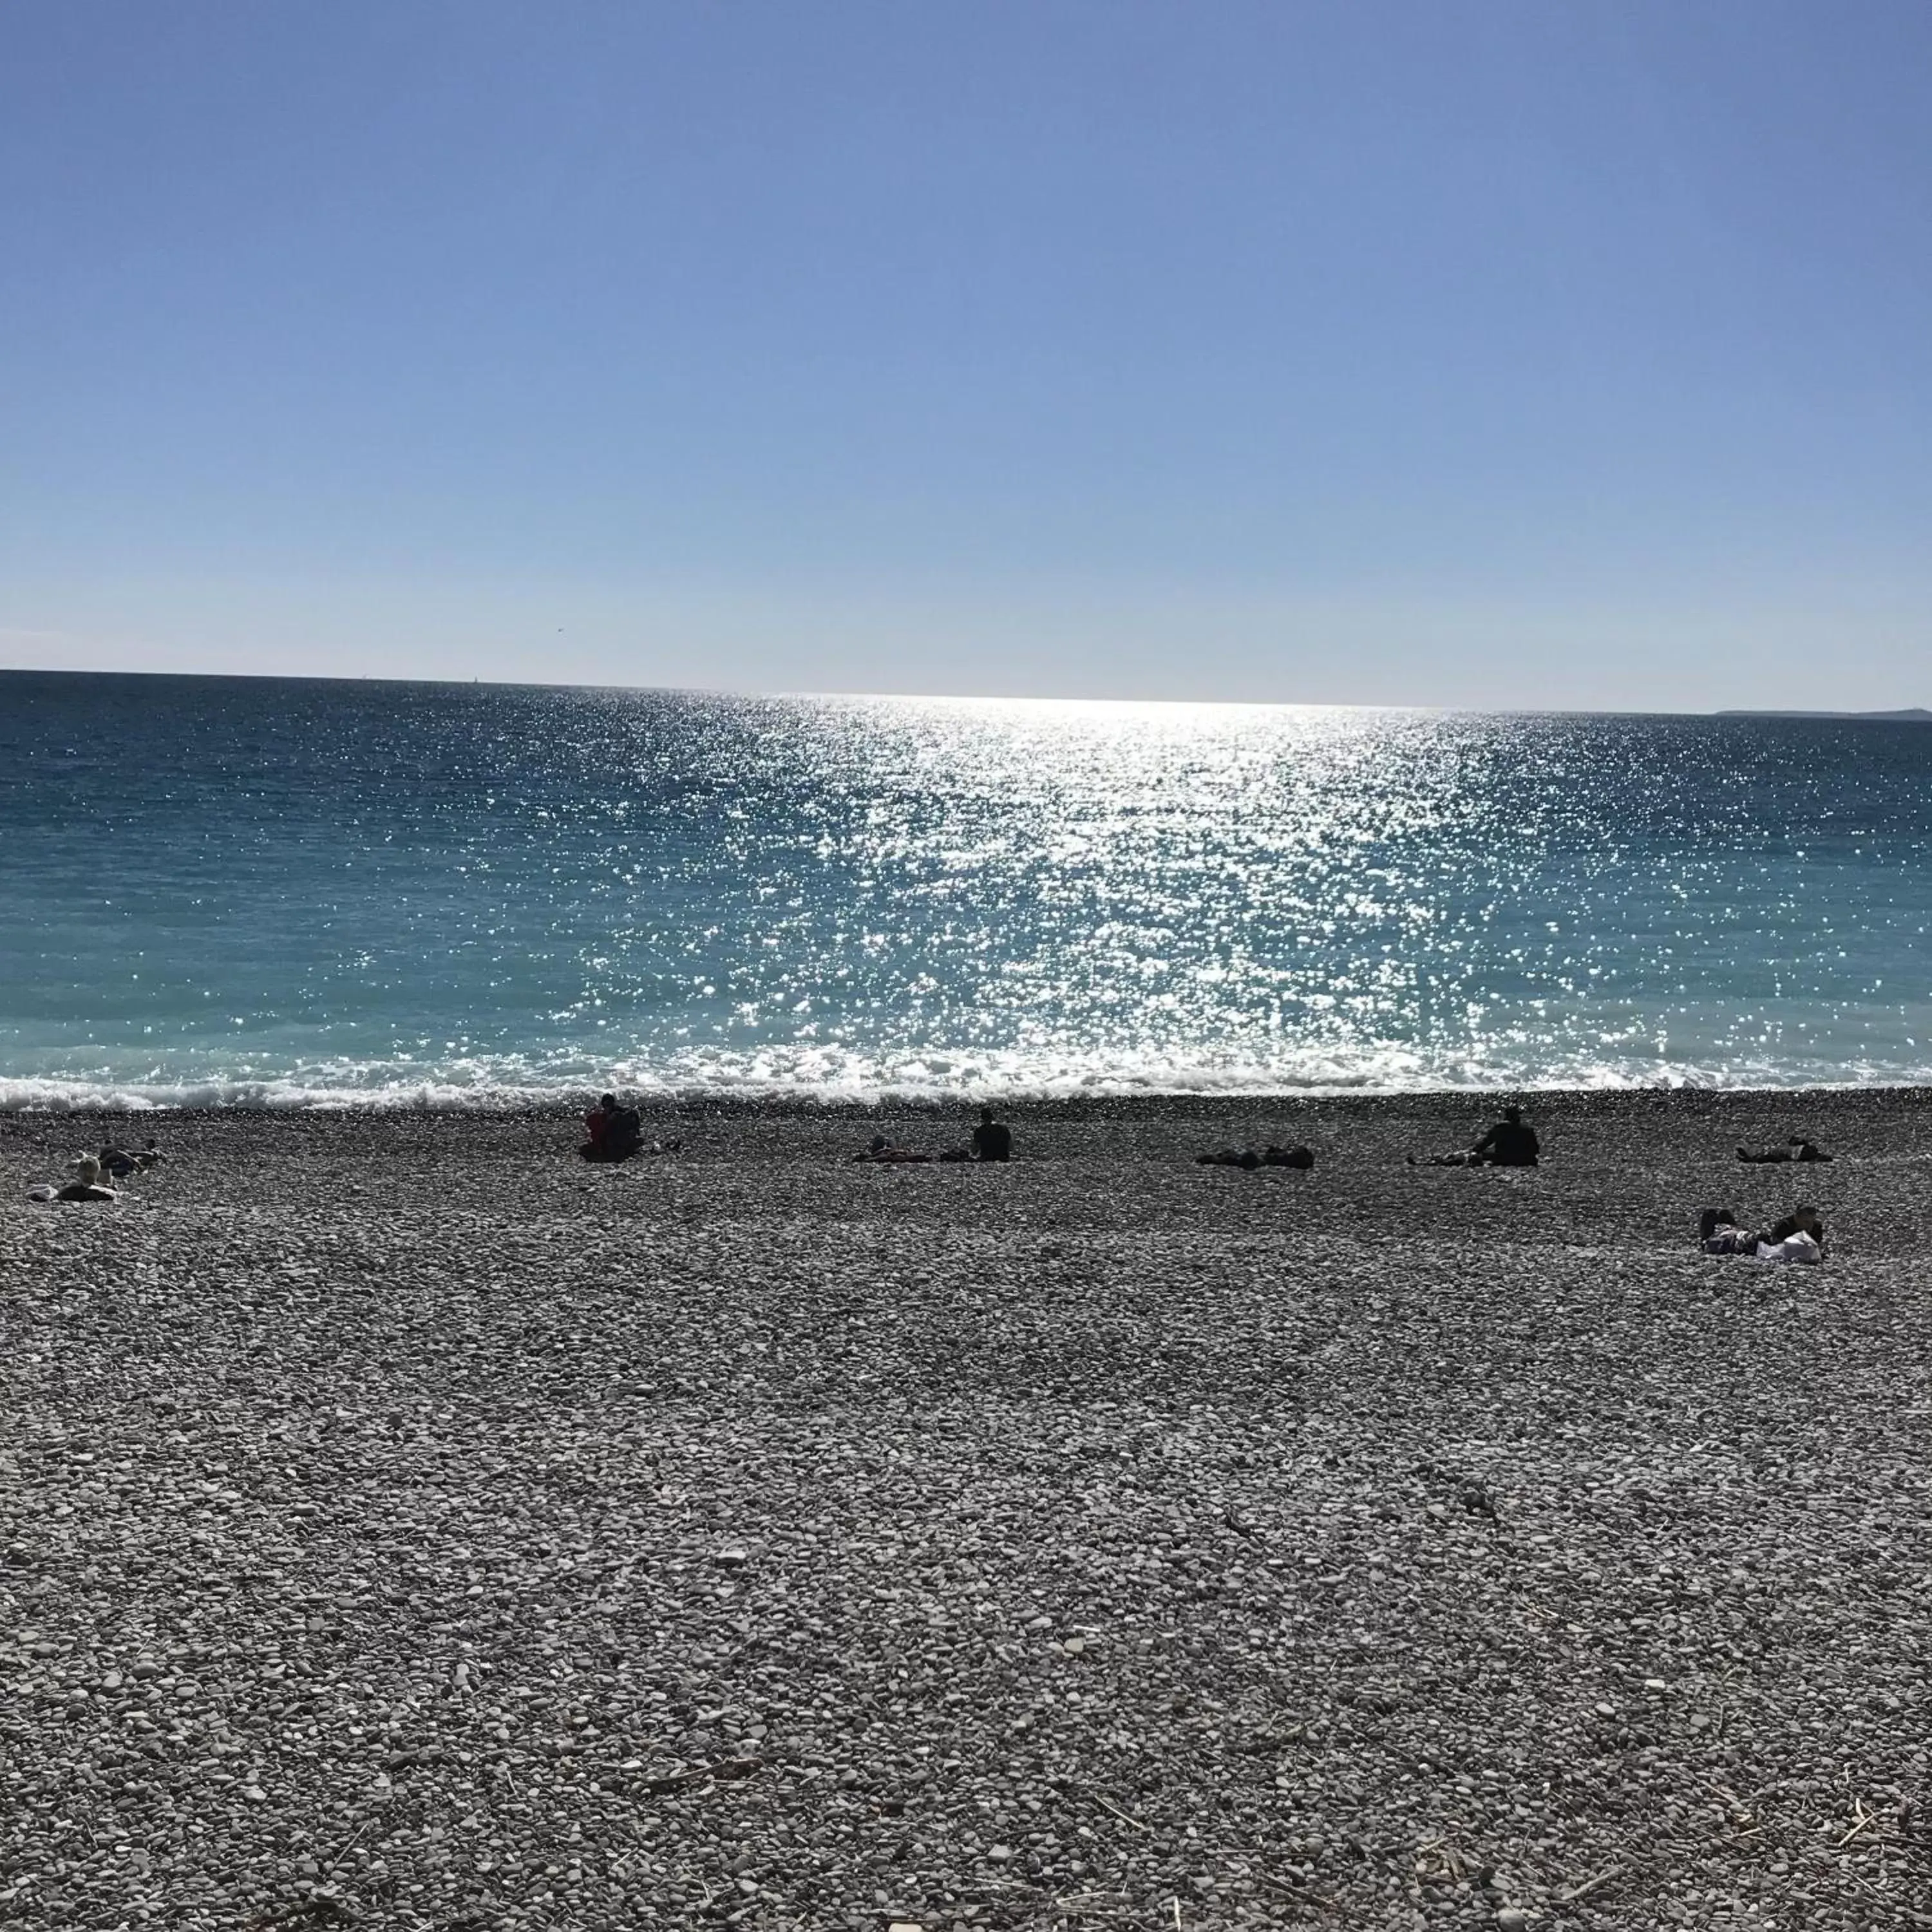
[1, 674, 1927, 1104]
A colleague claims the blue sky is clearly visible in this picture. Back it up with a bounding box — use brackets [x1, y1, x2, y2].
[4, 1, 1929, 707]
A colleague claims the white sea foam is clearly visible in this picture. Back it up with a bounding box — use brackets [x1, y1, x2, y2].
[5, 1045, 1927, 1112]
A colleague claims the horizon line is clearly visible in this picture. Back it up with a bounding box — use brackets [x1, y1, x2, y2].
[9, 661, 1925, 719]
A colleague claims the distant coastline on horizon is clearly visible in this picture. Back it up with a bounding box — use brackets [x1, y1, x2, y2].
[1714, 706, 1932, 722]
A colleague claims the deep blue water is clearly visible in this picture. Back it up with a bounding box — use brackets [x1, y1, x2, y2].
[1, 671, 1927, 1106]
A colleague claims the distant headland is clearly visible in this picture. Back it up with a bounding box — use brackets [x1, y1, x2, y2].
[1716, 706, 1932, 721]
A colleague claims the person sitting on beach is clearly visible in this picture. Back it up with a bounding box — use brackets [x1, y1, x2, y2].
[1737, 1137, 1832, 1164]
[581, 1094, 645, 1163]
[34, 1155, 118, 1203]
[582, 1094, 617, 1159]
[1411, 1106, 1539, 1168]
[1472, 1107, 1539, 1166]
[852, 1133, 933, 1164]
[971, 1106, 1012, 1162]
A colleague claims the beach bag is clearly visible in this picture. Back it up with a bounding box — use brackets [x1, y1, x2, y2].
[1757, 1229, 1822, 1265]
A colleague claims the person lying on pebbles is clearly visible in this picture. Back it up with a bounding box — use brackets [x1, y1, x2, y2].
[26, 1155, 118, 1204]
[1700, 1204, 1827, 1262]
[97, 1139, 162, 1179]
[852, 1115, 1018, 1165]
[1197, 1144, 1314, 1170]
[851, 1135, 936, 1164]
[851, 1136, 994, 1164]
[1737, 1136, 1833, 1162]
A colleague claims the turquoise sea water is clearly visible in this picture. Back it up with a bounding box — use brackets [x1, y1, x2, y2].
[2, 670, 1928, 1107]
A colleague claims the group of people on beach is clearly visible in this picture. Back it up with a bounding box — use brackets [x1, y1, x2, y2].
[579, 1094, 681, 1163]
[576, 1098, 1019, 1166]
[1723, 1141, 1833, 1260]
[1700, 1204, 1828, 1264]
[568, 1093, 1832, 1259]
[851, 1107, 1014, 1164]
[22, 1101, 1830, 1272]
[25, 1141, 162, 1204]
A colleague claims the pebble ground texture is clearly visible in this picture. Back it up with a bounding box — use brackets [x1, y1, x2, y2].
[5, 1090, 1931, 1932]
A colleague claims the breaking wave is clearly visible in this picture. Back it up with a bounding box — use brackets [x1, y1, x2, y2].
[6, 1044, 1928, 1112]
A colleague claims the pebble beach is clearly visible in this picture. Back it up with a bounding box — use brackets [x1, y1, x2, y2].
[4, 1089, 1931, 1931]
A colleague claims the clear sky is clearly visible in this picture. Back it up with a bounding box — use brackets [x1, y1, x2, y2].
[4, 1, 1929, 708]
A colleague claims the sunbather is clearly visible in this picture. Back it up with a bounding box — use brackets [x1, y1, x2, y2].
[1197, 1144, 1314, 1170]
[99, 1139, 162, 1179]
[1700, 1204, 1826, 1261]
[1261, 1144, 1314, 1169]
[852, 1134, 933, 1164]
[1736, 1137, 1832, 1163]
[29, 1155, 118, 1203]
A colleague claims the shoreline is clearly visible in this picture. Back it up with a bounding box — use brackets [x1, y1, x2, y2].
[6, 1076, 1932, 1123]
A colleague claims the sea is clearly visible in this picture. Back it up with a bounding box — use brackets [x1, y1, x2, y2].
[2, 670, 1928, 1109]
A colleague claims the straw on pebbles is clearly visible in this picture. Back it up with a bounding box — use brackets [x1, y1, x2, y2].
[3, 1090, 1930, 1930]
